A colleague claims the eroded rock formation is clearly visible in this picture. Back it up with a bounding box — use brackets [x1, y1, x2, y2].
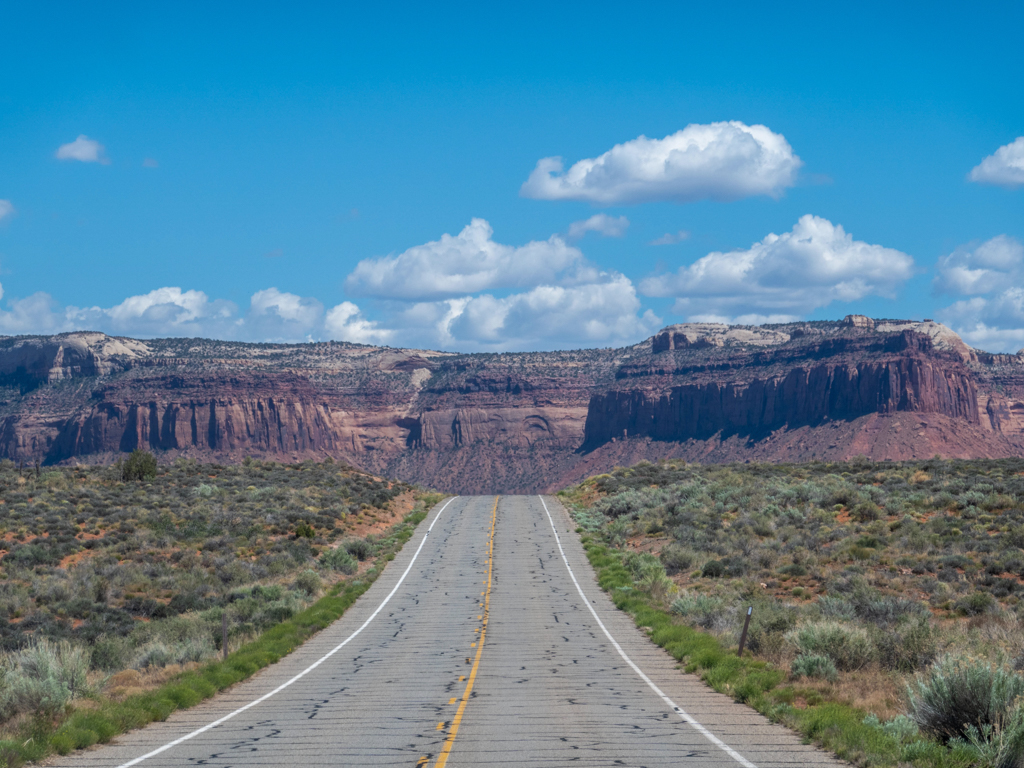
[1, 316, 1023, 492]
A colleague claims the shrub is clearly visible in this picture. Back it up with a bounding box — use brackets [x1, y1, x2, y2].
[168, 592, 216, 614]
[294, 569, 322, 597]
[862, 714, 920, 745]
[133, 641, 173, 669]
[294, 522, 315, 539]
[660, 544, 695, 574]
[671, 592, 729, 630]
[851, 501, 881, 522]
[874, 618, 938, 672]
[623, 552, 675, 599]
[701, 560, 725, 578]
[90, 635, 133, 671]
[907, 654, 1024, 744]
[817, 596, 856, 620]
[257, 600, 297, 627]
[954, 701, 1024, 768]
[0, 639, 91, 720]
[744, 602, 798, 657]
[319, 546, 358, 575]
[791, 653, 838, 682]
[174, 636, 216, 664]
[956, 591, 997, 616]
[344, 538, 374, 561]
[852, 594, 930, 626]
[623, 552, 664, 582]
[3, 543, 59, 567]
[787, 620, 875, 671]
[120, 450, 157, 482]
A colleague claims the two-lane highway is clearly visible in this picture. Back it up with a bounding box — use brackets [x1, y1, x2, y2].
[50, 496, 843, 768]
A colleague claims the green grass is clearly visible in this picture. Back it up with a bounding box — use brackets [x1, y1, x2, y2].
[579, 536, 971, 768]
[0, 502, 440, 767]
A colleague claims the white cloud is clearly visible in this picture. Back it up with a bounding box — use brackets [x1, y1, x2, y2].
[0, 209, 663, 349]
[650, 230, 690, 246]
[0, 291, 69, 335]
[567, 214, 629, 240]
[67, 287, 238, 337]
[0, 200, 13, 222]
[0, 275, 658, 350]
[521, 122, 801, 205]
[938, 294, 1024, 351]
[142, 158, 159, 168]
[639, 214, 915, 318]
[324, 301, 394, 344]
[55, 135, 109, 164]
[345, 218, 588, 300]
[0, 282, 397, 346]
[933, 236, 1024, 352]
[389, 274, 660, 351]
[107, 287, 233, 328]
[969, 137, 1024, 188]
[342, 217, 660, 349]
[250, 288, 323, 326]
[247, 288, 325, 342]
[934, 235, 1024, 295]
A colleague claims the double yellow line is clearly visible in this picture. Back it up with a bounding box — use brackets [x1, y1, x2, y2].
[432, 495, 498, 768]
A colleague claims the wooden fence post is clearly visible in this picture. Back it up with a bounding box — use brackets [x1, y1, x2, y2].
[737, 606, 753, 657]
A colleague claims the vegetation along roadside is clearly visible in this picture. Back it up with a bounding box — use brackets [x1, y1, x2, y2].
[559, 457, 1024, 768]
[0, 452, 443, 767]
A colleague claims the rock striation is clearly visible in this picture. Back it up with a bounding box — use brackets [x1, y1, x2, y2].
[583, 330, 980, 449]
[1, 317, 1023, 492]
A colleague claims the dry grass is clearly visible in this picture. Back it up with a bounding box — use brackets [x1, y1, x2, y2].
[801, 667, 906, 720]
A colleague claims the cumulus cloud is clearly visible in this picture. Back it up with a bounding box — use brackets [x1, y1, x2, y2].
[0, 200, 13, 222]
[69, 287, 239, 337]
[246, 288, 325, 341]
[639, 214, 915, 319]
[386, 275, 660, 351]
[447, 275, 658, 347]
[969, 137, 1024, 188]
[521, 122, 801, 205]
[339, 217, 661, 349]
[0, 281, 395, 346]
[567, 214, 629, 240]
[55, 135, 108, 164]
[938, 293, 1024, 351]
[650, 230, 690, 246]
[0, 212, 663, 350]
[0, 274, 657, 350]
[934, 236, 1024, 352]
[345, 218, 589, 300]
[324, 302, 394, 345]
[934, 235, 1024, 296]
[0, 291, 69, 335]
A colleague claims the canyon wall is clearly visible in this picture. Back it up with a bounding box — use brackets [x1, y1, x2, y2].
[583, 346, 980, 449]
[0, 317, 1022, 492]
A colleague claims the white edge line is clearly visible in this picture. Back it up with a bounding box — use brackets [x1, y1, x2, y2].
[538, 495, 758, 768]
[115, 496, 460, 768]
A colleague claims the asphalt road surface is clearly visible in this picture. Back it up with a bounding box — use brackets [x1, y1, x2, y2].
[51, 496, 844, 768]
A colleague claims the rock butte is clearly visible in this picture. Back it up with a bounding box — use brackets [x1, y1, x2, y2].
[2, 315, 1024, 493]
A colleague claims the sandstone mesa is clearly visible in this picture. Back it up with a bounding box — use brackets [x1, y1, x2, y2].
[2, 316, 1023, 493]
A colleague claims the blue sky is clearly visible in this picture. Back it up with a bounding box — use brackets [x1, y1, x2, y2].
[0, 1, 1022, 351]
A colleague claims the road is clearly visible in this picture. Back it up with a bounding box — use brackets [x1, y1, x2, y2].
[51, 496, 843, 768]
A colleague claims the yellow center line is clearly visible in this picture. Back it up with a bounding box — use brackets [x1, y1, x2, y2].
[433, 495, 498, 768]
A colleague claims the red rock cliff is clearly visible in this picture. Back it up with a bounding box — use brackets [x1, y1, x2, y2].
[0, 319, 1022, 492]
